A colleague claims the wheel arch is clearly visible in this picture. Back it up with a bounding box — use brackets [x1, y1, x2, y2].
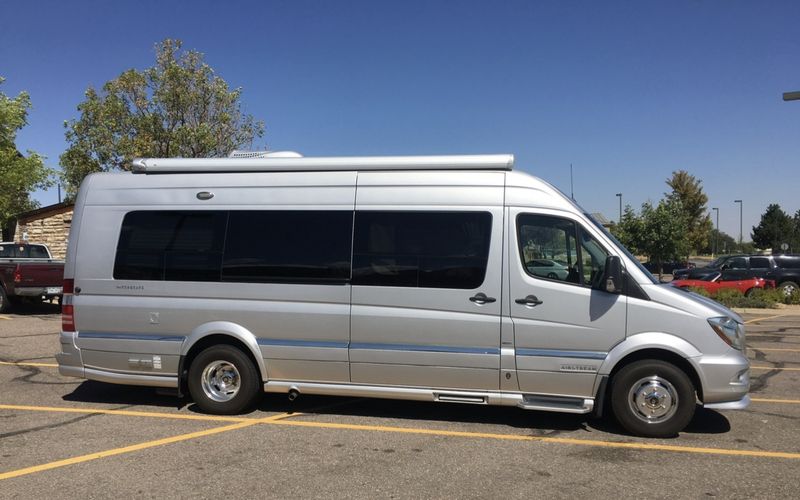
[598, 333, 704, 402]
[179, 322, 267, 395]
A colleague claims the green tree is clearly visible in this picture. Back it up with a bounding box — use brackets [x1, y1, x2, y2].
[0, 77, 54, 238]
[612, 198, 690, 277]
[61, 39, 265, 193]
[751, 204, 794, 253]
[665, 170, 712, 256]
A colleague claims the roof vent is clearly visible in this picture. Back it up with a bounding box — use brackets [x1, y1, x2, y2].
[228, 150, 303, 158]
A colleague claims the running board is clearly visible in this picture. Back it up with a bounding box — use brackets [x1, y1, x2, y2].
[517, 395, 594, 414]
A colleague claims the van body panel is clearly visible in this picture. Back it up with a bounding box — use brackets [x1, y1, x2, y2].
[351, 175, 504, 390]
[507, 207, 626, 398]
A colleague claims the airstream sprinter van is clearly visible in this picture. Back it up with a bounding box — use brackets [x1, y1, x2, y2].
[56, 153, 750, 437]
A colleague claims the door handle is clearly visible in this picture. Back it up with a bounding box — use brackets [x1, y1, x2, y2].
[469, 293, 496, 305]
[515, 295, 543, 307]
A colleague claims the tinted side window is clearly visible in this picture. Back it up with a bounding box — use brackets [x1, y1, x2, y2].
[222, 211, 353, 284]
[114, 211, 227, 281]
[728, 257, 747, 269]
[750, 257, 771, 269]
[776, 257, 800, 269]
[352, 211, 492, 289]
[28, 245, 50, 258]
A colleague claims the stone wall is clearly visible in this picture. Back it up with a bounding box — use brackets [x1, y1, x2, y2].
[13, 209, 73, 260]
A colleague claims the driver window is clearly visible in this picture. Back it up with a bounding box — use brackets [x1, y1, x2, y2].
[517, 214, 580, 284]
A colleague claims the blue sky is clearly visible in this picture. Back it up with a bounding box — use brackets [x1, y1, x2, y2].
[2, 0, 799, 240]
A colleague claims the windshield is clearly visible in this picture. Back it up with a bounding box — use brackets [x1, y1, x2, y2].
[583, 212, 659, 284]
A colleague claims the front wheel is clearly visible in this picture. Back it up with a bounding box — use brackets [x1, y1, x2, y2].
[610, 359, 696, 438]
[188, 345, 261, 414]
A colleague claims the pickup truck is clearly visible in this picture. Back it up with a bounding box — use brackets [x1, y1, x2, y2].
[0, 242, 65, 313]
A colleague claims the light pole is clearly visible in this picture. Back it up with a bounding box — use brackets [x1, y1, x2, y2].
[712, 207, 719, 256]
[783, 91, 800, 101]
[616, 193, 622, 223]
[734, 200, 743, 251]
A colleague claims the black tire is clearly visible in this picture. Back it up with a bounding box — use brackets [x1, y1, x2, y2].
[610, 359, 696, 438]
[188, 344, 261, 415]
[779, 281, 799, 298]
[744, 288, 754, 297]
[547, 272, 558, 279]
[0, 286, 9, 313]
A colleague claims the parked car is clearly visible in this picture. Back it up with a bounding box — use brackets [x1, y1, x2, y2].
[525, 258, 569, 280]
[672, 271, 775, 297]
[673, 254, 774, 281]
[0, 242, 65, 312]
[643, 260, 693, 275]
[56, 152, 750, 438]
[764, 255, 800, 297]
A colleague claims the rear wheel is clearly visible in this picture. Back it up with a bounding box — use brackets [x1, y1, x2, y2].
[0, 287, 9, 313]
[779, 281, 798, 298]
[744, 287, 755, 297]
[188, 345, 261, 414]
[610, 359, 696, 438]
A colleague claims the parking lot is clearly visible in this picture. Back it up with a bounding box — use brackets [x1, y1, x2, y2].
[1, 304, 798, 498]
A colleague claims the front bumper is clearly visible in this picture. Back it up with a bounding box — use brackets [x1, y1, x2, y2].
[694, 351, 750, 406]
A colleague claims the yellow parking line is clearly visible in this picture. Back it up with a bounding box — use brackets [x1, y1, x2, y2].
[0, 361, 59, 368]
[745, 314, 788, 324]
[751, 398, 800, 404]
[0, 411, 297, 481]
[750, 366, 800, 371]
[0, 315, 11, 320]
[0, 404, 256, 423]
[268, 419, 800, 459]
[0, 420, 260, 481]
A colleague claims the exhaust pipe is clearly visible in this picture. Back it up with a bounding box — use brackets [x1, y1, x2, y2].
[288, 388, 300, 401]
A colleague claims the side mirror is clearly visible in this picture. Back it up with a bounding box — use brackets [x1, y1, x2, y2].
[602, 256, 623, 294]
[720, 264, 729, 270]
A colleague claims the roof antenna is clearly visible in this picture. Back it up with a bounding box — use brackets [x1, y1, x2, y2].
[570, 163, 575, 200]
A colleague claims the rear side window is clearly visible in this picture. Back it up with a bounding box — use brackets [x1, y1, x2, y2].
[0, 244, 49, 258]
[222, 211, 353, 284]
[776, 257, 800, 269]
[750, 257, 771, 269]
[114, 210, 353, 284]
[114, 212, 227, 281]
[352, 211, 492, 289]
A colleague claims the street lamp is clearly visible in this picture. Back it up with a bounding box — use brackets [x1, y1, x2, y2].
[616, 193, 622, 223]
[734, 200, 743, 251]
[712, 207, 719, 256]
[783, 91, 800, 101]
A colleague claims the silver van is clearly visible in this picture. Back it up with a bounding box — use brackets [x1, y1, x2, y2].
[57, 153, 749, 437]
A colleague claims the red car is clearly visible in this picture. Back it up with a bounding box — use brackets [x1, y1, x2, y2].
[671, 271, 775, 296]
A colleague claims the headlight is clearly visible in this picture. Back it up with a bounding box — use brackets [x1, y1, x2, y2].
[708, 316, 745, 350]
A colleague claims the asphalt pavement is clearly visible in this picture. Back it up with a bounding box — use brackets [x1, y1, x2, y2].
[0, 302, 798, 498]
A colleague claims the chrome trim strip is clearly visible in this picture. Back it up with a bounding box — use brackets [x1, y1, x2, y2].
[349, 342, 500, 355]
[78, 332, 186, 342]
[516, 348, 607, 360]
[256, 338, 349, 349]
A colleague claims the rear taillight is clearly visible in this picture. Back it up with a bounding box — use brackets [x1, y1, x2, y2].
[62, 279, 75, 332]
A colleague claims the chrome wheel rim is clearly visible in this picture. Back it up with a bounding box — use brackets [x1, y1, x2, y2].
[782, 283, 797, 297]
[201, 360, 241, 402]
[628, 375, 679, 424]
